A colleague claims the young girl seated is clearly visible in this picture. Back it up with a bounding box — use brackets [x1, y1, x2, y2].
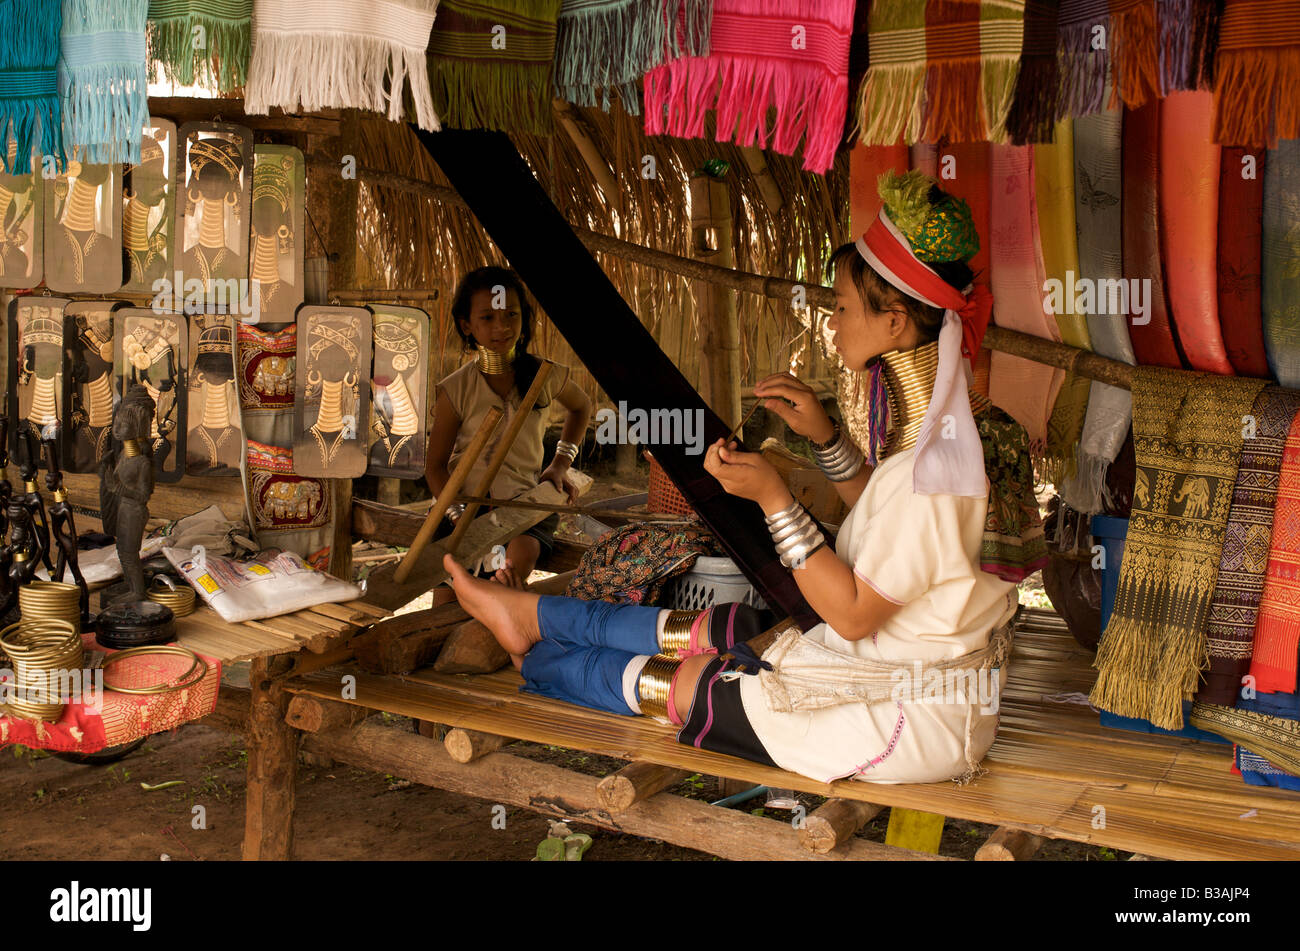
[425, 267, 591, 589]
[443, 173, 1032, 785]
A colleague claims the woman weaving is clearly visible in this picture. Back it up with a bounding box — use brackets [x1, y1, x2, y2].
[445, 173, 1040, 784]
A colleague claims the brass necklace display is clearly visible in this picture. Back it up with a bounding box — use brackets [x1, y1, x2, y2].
[0, 618, 83, 721]
[147, 578, 196, 617]
[18, 581, 82, 631]
[101, 644, 204, 695]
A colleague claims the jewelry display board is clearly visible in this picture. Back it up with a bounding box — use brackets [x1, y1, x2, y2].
[249, 144, 305, 323]
[63, 299, 128, 473]
[8, 296, 70, 462]
[367, 304, 429, 478]
[0, 144, 43, 289]
[43, 156, 123, 294]
[122, 119, 178, 295]
[293, 305, 371, 479]
[114, 308, 187, 483]
[175, 121, 252, 308]
[185, 314, 244, 476]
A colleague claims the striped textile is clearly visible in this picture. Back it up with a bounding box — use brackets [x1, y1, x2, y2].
[147, 0, 252, 92]
[1155, 0, 1219, 95]
[645, 0, 854, 174]
[1248, 414, 1300, 694]
[1190, 702, 1300, 775]
[1213, 0, 1300, 149]
[59, 0, 150, 165]
[0, 0, 62, 176]
[1005, 0, 1059, 145]
[1217, 147, 1269, 378]
[428, 0, 563, 136]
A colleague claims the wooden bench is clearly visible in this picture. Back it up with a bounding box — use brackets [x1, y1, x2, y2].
[244, 607, 1300, 861]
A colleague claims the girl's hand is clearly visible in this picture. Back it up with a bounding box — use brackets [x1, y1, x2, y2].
[703, 438, 792, 511]
[540, 463, 579, 504]
[753, 372, 835, 444]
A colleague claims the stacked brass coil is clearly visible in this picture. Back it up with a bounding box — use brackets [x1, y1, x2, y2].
[0, 619, 83, 721]
[636, 654, 682, 721]
[147, 579, 196, 617]
[102, 644, 205, 695]
[19, 581, 82, 632]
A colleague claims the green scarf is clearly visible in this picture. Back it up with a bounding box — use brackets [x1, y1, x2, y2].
[147, 0, 252, 92]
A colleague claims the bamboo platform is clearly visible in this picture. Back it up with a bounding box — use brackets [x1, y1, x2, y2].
[281, 608, 1300, 861]
[173, 599, 389, 662]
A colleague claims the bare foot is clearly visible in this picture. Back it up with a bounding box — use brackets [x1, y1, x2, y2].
[443, 553, 542, 661]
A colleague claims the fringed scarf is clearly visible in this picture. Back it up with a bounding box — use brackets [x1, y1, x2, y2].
[1263, 140, 1300, 388]
[1196, 387, 1300, 706]
[1155, 0, 1219, 95]
[1005, 0, 1060, 145]
[1090, 367, 1268, 730]
[428, 0, 563, 136]
[1247, 415, 1300, 694]
[1160, 90, 1235, 374]
[1123, 99, 1182, 369]
[1037, 119, 1092, 483]
[644, 0, 854, 174]
[1212, 0, 1300, 149]
[1217, 147, 1269, 378]
[147, 0, 252, 92]
[553, 0, 709, 114]
[855, 0, 1024, 147]
[972, 391, 1050, 582]
[988, 143, 1063, 454]
[1057, 0, 1162, 119]
[0, 0, 62, 176]
[58, 0, 149, 165]
[1060, 98, 1131, 514]
[1189, 702, 1300, 775]
[245, 0, 440, 130]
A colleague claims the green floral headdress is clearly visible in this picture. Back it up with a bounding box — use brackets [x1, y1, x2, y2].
[877, 169, 981, 264]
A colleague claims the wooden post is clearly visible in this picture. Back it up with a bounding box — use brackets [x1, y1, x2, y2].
[596, 762, 690, 813]
[242, 654, 300, 861]
[975, 827, 1047, 861]
[738, 147, 785, 214]
[798, 798, 883, 854]
[885, 807, 946, 856]
[444, 728, 509, 763]
[690, 174, 741, 433]
[553, 98, 618, 198]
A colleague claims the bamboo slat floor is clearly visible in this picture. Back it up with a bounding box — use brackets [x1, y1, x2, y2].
[283, 607, 1300, 860]
[175, 600, 382, 662]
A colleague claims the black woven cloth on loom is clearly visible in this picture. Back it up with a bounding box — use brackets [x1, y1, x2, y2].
[415, 126, 817, 627]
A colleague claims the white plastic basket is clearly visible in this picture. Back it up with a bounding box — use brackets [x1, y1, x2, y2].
[666, 555, 767, 612]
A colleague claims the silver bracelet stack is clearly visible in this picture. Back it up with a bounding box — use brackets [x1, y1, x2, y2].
[810, 421, 864, 482]
[765, 499, 826, 569]
[554, 439, 579, 464]
[446, 502, 467, 523]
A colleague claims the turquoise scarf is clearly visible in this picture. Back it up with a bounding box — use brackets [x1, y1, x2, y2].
[0, 0, 63, 175]
[59, 0, 150, 165]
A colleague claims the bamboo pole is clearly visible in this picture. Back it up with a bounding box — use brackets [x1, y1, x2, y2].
[393, 407, 503, 584]
[553, 98, 618, 198]
[691, 174, 742, 432]
[450, 494, 691, 522]
[445, 362, 555, 553]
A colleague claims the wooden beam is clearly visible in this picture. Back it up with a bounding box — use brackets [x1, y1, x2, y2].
[798, 798, 883, 854]
[242, 654, 300, 861]
[596, 762, 690, 813]
[690, 174, 742, 431]
[285, 694, 370, 733]
[300, 721, 954, 862]
[148, 97, 343, 137]
[982, 326, 1133, 390]
[444, 728, 509, 763]
[975, 826, 1047, 861]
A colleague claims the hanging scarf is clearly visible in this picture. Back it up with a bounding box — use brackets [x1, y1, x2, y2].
[1212, 0, 1300, 149]
[988, 144, 1063, 453]
[0, 0, 62, 176]
[1155, 0, 1219, 95]
[1160, 90, 1235, 374]
[1196, 387, 1300, 706]
[1263, 140, 1300, 388]
[1057, 0, 1160, 119]
[972, 392, 1050, 581]
[1090, 367, 1269, 730]
[1248, 416, 1300, 694]
[1060, 97, 1131, 514]
[245, 0, 440, 130]
[553, 0, 709, 114]
[1123, 99, 1181, 369]
[59, 0, 149, 166]
[1037, 120, 1092, 483]
[1055, 0, 1108, 119]
[1217, 147, 1269, 378]
[1005, 0, 1060, 145]
[147, 0, 252, 92]
[427, 0, 564, 136]
[855, 0, 926, 146]
[644, 0, 854, 174]
[1189, 702, 1300, 775]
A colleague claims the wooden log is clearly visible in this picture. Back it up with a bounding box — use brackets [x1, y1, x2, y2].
[432, 619, 510, 674]
[446, 362, 555, 553]
[798, 798, 883, 854]
[596, 762, 690, 813]
[352, 603, 469, 673]
[982, 326, 1133, 390]
[150, 97, 342, 136]
[394, 406, 503, 584]
[975, 826, 1047, 861]
[285, 694, 370, 734]
[301, 721, 953, 861]
[444, 727, 509, 763]
[242, 654, 300, 861]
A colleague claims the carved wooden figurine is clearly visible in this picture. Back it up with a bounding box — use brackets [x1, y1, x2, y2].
[100, 385, 156, 604]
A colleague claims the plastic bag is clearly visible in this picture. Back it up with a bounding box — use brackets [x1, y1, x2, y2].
[163, 546, 361, 623]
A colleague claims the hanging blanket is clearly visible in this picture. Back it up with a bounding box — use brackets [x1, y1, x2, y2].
[565, 521, 726, 605]
[1155, 0, 1218, 95]
[58, 0, 149, 165]
[1262, 140, 1300, 388]
[1005, 0, 1060, 145]
[988, 143, 1062, 452]
[147, 0, 252, 92]
[553, 0, 709, 114]
[1123, 99, 1181, 369]
[1160, 90, 1234, 374]
[1189, 702, 1300, 774]
[245, 0, 440, 130]
[1217, 147, 1269, 379]
[644, 0, 854, 173]
[427, 0, 563, 136]
[1090, 367, 1268, 730]
[941, 142, 993, 398]
[1248, 415, 1300, 694]
[0, 0, 62, 176]
[1196, 387, 1300, 706]
[1212, 0, 1300, 149]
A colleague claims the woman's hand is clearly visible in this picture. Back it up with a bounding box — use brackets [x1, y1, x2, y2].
[539, 463, 578, 504]
[754, 372, 835, 445]
[703, 438, 792, 512]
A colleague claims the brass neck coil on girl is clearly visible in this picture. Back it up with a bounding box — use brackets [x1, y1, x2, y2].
[878, 340, 940, 460]
[476, 345, 514, 375]
[659, 610, 704, 655]
[636, 654, 682, 721]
